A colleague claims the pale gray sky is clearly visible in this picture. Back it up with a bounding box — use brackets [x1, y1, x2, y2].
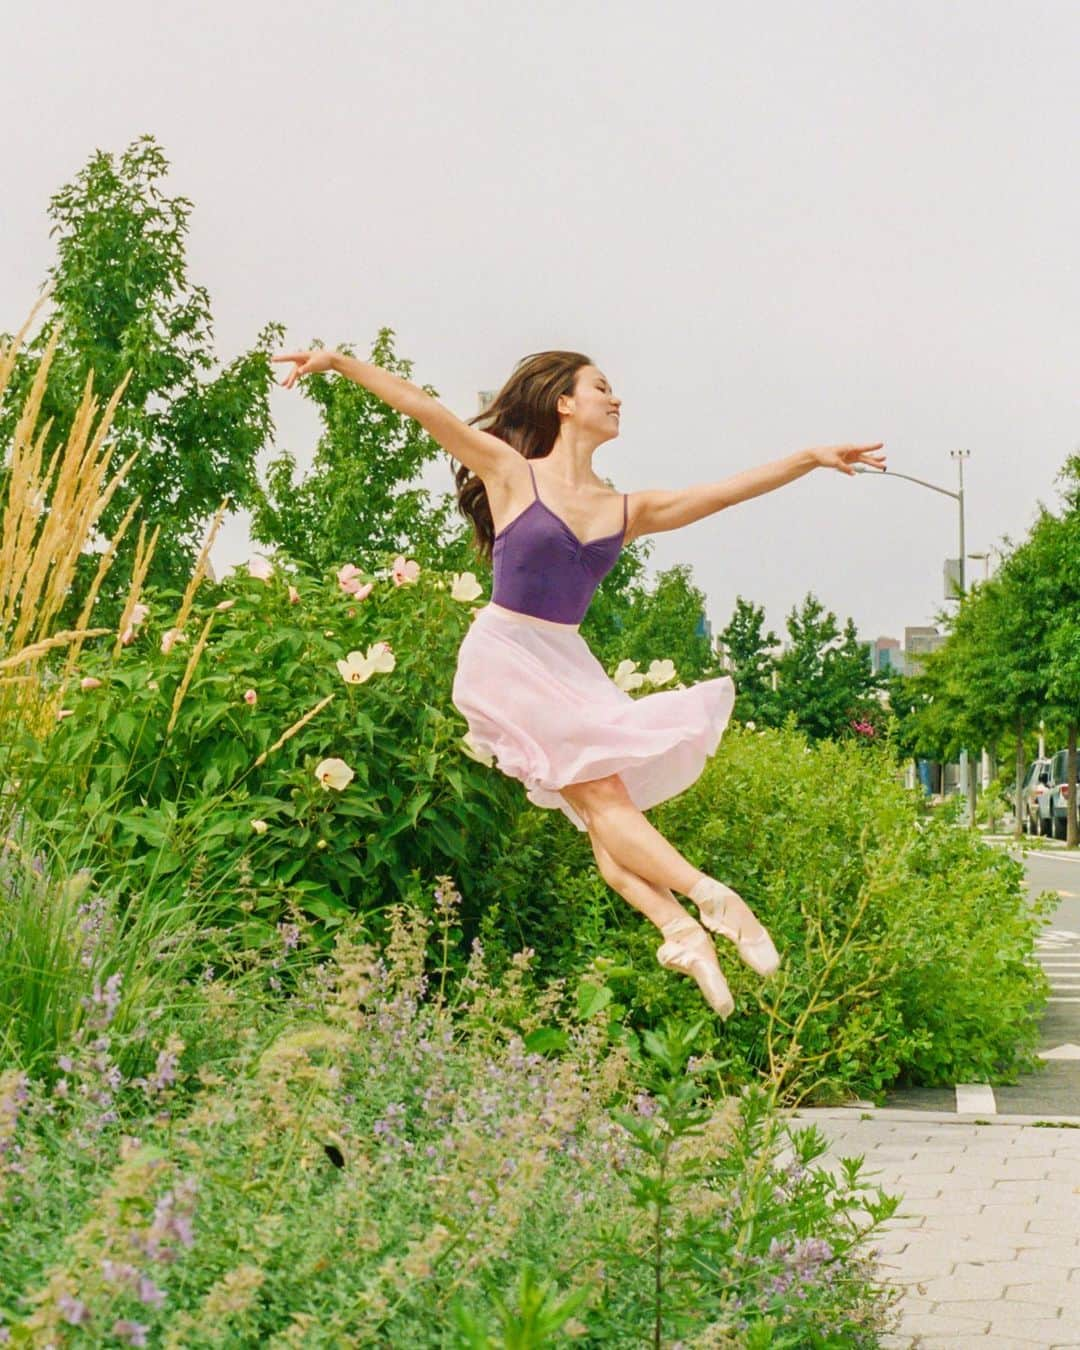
[4, 1, 1078, 645]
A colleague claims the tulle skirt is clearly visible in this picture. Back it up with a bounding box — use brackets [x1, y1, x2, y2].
[451, 602, 737, 832]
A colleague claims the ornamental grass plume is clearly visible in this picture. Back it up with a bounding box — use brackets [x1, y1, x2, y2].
[111, 522, 160, 660]
[0, 297, 140, 734]
[171, 499, 227, 638]
[59, 494, 141, 691]
[251, 693, 335, 769]
[165, 611, 216, 736]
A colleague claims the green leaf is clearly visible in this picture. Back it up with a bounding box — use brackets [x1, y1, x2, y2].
[576, 981, 613, 1020]
[522, 1027, 569, 1055]
[298, 892, 352, 920]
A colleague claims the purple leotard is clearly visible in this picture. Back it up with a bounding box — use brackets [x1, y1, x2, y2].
[490, 461, 628, 625]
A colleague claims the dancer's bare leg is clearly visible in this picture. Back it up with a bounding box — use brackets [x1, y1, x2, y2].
[585, 820, 737, 1017]
[584, 822, 688, 931]
[562, 774, 768, 943]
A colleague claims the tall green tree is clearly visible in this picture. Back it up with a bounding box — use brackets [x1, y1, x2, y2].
[774, 594, 881, 741]
[881, 668, 935, 764]
[717, 595, 780, 726]
[905, 552, 1047, 835]
[615, 563, 723, 686]
[1030, 504, 1080, 845]
[250, 331, 466, 574]
[0, 135, 283, 618]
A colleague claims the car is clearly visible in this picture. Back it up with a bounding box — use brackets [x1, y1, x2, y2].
[1021, 757, 1052, 835]
[1044, 749, 1080, 839]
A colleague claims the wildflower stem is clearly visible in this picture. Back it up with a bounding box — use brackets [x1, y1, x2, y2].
[250, 693, 336, 772]
[260, 1070, 322, 1218]
[652, 1147, 667, 1348]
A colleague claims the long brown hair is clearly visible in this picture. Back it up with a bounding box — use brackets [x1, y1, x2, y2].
[453, 350, 593, 562]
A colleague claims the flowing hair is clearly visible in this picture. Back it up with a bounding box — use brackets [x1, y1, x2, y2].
[453, 350, 593, 562]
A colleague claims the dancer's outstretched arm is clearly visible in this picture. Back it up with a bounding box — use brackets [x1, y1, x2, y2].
[631, 442, 886, 537]
[272, 348, 517, 482]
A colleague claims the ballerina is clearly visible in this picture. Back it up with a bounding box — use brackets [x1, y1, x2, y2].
[274, 345, 885, 1017]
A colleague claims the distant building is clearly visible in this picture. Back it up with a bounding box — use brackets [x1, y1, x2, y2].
[904, 626, 945, 675]
[870, 636, 902, 674]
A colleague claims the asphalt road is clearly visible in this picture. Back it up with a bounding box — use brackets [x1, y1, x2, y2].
[879, 839, 1080, 1118]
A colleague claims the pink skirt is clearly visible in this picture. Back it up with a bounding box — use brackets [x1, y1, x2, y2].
[451, 602, 737, 832]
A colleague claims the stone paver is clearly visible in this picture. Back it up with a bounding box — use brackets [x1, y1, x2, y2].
[788, 1108, 1080, 1345]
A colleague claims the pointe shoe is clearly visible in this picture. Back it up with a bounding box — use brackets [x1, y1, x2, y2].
[689, 876, 781, 978]
[656, 917, 736, 1020]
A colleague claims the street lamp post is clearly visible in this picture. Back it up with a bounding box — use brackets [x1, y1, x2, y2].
[853, 450, 975, 823]
[951, 449, 970, 596]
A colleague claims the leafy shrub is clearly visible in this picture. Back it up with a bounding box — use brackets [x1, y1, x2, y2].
[17, 560, 512, 946]
[481, 723, 1055, 1107]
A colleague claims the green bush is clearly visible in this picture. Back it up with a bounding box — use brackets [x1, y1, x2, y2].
[480, 723, 1055, 1107]
[17, 558, 512, 947]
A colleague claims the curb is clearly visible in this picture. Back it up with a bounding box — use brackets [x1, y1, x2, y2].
[785, 1106, 1080, 1127]
[982, 835, 1080, 859]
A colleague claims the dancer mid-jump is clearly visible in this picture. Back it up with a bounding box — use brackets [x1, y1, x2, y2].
[274, 347, 885, 1017]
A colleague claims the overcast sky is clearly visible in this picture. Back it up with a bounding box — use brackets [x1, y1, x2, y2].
[4, 1, 1078, 646]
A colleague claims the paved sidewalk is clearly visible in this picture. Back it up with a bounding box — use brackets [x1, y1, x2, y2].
[785, 1107, 1080, 1347]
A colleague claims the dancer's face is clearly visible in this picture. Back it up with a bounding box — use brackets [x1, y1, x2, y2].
[562, 365, 621, 443]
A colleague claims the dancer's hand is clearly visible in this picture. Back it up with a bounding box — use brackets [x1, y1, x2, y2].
[811, 443, 886, 476]
[272, 349, 337, 388]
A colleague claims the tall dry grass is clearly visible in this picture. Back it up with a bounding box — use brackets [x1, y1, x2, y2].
[0, 295, 144, 734]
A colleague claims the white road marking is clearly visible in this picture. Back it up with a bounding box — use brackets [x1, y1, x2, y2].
[956, 1083, 996, 1113]
[1048, 997, 1080, 1003]
[1038, 1043, 1080, 1060]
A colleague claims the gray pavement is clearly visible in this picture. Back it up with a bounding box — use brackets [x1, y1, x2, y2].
[782, 835, 1080, 1346]
[784, 1110, 1080, 1347]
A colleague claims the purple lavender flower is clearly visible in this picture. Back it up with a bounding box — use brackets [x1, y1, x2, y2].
[634, 1092, 659, 1118]
[0, 1073, 28, 1155]
[101, 1259, 139, 1288]
[112, 1320, 149, 1347]
[136, 1276, 165, 1308]
[144, 1047, 179, 1095]
[57, 1294, 90, 1326]
[82, 971, 123, 1030]
[277, 922, 301, 951]
[792, 1236, 834, 1273]
[142, 1176, 198, 1258]
[76, 893, 113, 968]
[372, 1101, 408, 1146]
